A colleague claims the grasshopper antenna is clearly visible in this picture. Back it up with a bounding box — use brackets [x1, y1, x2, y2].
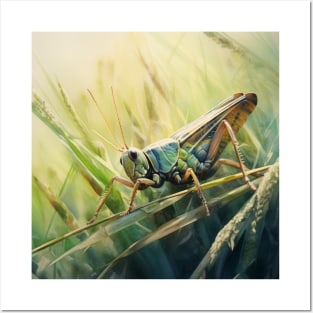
[87, 89, 124, 151]
[111, 86, 129, 150]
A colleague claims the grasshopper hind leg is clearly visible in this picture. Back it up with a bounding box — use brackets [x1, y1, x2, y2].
[173, 119, 257, 217]
[206, 119, 257, 191]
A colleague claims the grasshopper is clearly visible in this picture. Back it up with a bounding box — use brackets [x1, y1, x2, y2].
[87, 92, 257, 224]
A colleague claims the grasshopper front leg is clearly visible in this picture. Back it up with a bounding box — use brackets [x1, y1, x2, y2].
[87, 176, 133, 224]
[87, 176, 155, 224]
[120, 178, 156, 216]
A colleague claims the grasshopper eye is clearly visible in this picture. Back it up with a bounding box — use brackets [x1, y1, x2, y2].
[119, 156, 123, 165]
[128, 149, 137, 161]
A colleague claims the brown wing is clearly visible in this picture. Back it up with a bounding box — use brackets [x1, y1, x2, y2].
[171, 93, 257, 156]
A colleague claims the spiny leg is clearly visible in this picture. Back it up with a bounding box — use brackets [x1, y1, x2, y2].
[120, 178, 155, 216]
[181, 168, 210, 216]
[209, 158, 263, 179]
[87, 176, 134, 225]
[207, 120, 256, 191]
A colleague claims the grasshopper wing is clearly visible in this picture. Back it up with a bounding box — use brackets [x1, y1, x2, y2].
[170, 93, 257, 156]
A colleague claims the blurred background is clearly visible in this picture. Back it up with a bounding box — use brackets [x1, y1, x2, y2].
[32, 32, 279, 279]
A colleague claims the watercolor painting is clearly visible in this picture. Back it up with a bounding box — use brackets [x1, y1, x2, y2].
[32, 32, 279, 279]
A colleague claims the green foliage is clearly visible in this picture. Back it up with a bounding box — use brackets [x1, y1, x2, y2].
[32, 32, 279, 279]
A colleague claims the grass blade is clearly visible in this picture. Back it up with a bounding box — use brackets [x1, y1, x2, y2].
[32, 166, 269, 255]
[98, 174, 267, 278]
[190, 160, 279, 279]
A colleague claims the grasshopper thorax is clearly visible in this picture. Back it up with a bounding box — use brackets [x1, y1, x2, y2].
[120, 148, 150, 183]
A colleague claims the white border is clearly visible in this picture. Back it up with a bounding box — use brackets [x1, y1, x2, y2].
[0, 0, 310, 311]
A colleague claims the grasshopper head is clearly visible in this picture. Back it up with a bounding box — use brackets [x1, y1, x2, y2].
[120, 148, 149, 182]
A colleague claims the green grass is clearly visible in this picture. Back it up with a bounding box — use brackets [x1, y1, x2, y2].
[32, 32, 279, 279]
